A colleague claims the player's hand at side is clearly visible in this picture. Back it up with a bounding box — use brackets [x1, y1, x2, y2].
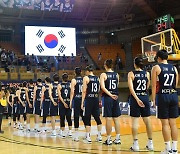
[63, 102, 69, 108]
[29, 103, 32, 108]
[81, 104, 84, 111]
[137, 99, 145, 108]
[22, 103, 26, 107]
[152, 100, 156, 108]
[53, 102, 58, 106]
[110, 94, 118, 100]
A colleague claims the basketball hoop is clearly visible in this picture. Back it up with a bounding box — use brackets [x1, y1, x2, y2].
[144, 51, 157, 62]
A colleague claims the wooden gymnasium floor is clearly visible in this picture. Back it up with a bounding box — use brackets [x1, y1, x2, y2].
[0, 116, 180, 154]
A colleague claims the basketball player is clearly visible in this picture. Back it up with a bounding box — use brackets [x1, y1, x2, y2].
[58, 73, 72, 138]
[128, 57, 153, 151]
[33, 0, 43, 10]
[0, 83, 10, 133]
[70, 67, 85, 141]
[81, 65, 102, 144]
[12, 86, 20, 128]
[33, 79, 43, 132]
[151, 50, 179, 154]
[7, 87, 15, 126]
[52, 0, 61, 11]
[100, 59, 121, 145]
[41, 77, 51, 132]
[41, 0, 53, 11]
[60, 0, 73, 12]
[49, 74, 59, 136]
[17, 82, 29, 130]
[26, 79, 34, 132]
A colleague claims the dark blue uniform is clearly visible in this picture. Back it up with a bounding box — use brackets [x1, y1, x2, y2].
[84, 75, 100, 117]
[156, 64, 178, 119]
[7, 93, 14, 117]
[13, 95, 19, 116]
[19, 88, 26, 115]
[42, 84, 51, 116]
[34, 85, 42, 115]
[73, 77, 85, 128]
[74, 77, 83, 117]
[129, 70, 150, 117]
[102, 72, 121, 117]
[59, 81, 71, 117]
[26, 86, 34, 114]
[50, 83, 58, 116]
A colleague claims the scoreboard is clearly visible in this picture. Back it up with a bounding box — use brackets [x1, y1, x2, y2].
[154, 14, 174, 32]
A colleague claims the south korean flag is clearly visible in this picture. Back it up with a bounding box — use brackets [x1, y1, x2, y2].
[25, 26, 76, 56]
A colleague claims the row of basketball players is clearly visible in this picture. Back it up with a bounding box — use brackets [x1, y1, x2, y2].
[6, 49, 179, 153]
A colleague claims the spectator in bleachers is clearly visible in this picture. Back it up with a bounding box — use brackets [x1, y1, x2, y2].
[115, 54, 123, 71]
[0, 49, 7, 67]
[63, 54, 66, 62]
[98, 52, 102, 61]
[71, 53, 75, 63]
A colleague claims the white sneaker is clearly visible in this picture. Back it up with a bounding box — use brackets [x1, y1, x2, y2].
[73, 136, 79, 142]
[26, 129, 31, 133]
[51, 130, 56, 136]
[68, 131, 72, 138]
[61, 131, 66, 138]
[96, 135, 102, 143]
[113, 138, 121, 144]
[13, 123, 17, 128]
[83, 137, 92, 144]
[19, 125, 23, 130]
[160, 150, 172, 154]
[130, 142, 139, 151]
[146, 140, 154, 151]
[172, 150, 178, 154]
[103, 139, 112, 145]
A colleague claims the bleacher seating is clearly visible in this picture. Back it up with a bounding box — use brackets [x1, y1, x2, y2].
[86, 44, 125, 69]
[132, 40, 142, 58]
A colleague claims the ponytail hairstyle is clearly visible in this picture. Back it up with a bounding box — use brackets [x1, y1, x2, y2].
[74, 67, 81, 77]
[62, 73, 68, 82]
[134, 56, 144, 69]
[22, 81, 27, 87]
[104, 59, 113, 68]
[45, 77, 51, 83]
[85, 65, 94, 72]
[156, 49, 168, 60]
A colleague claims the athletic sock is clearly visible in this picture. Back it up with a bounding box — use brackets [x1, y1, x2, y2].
[86, 132, 90, 138]
[134, 139, 138, 145]
[165, 141, 171, 151]
[98, 131, 101, 137]
[172, 141, 177, 151]
[107, 135, 111, 141]
[26, 124, 30, 129]
[116, 134, 120, 140]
